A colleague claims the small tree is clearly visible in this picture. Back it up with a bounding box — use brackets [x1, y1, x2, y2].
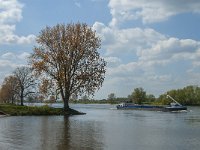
[130, 87, 146, 104]
[13, 66, 36, 106]
[30, 23, 106, 112]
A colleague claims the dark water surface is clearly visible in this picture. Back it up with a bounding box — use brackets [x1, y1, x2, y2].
[0, 104, 200, 150]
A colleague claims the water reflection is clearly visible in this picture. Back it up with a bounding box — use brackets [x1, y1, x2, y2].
[0, 115, 104, 150]
[57, 116, 104, 150]
[56, 116, 71, 150]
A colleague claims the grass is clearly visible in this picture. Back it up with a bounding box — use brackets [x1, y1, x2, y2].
[0, 104, 85, 116]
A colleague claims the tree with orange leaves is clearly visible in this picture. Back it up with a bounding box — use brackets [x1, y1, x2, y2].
[30, 23, 106, 112]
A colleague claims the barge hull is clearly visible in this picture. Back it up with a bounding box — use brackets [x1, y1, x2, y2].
[116, 104, 187, 112]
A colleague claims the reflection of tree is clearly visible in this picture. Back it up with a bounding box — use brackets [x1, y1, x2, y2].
[57, 117, 104, 150]
[0, 116, 104, 150]
[38, 116, 71, 150]
[40, 117, 51, 149]
[57, 116, 71, 150]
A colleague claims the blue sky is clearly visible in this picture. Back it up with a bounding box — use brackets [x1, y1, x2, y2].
[1, 0, 200, 99]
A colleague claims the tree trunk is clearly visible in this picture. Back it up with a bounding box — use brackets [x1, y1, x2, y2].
[11, 96, 14, 104]
[60, 86, 70, 112]
[63, 92, 70, 112]
[20, 90, 24, 106]
[20, 97, 23, 106]
[63, 98, 69, 111]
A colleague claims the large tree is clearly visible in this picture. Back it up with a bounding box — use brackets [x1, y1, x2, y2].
[30, 23, 106, 112]
[13, 66, 36, 106]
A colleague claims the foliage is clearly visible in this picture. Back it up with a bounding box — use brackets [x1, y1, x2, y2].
[158, 85, 200, 105]
[38, 77, 59, 101]
[130, 87, 146, 104]
[146, 94, 156, 102]
[30, 23, 106, 111]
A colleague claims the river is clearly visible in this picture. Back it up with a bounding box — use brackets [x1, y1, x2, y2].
[0, 104, 200, 150]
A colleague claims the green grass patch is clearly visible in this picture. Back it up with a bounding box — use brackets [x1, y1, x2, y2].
[0, 104, 85, 116]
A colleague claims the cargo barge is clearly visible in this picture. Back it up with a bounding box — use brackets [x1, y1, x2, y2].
[116, 95, 187, 112]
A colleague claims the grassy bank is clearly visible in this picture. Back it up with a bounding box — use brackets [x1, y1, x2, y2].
[0, 104, 85, 116]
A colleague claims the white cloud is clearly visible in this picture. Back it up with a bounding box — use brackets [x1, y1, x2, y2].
[18, 52, 30, 60]
[104, 56, 121, 67]
[1, 52, 16, 59]
[0, 33, 35, 44]
[0, 51, 30, 83]
[104, 36, 200, 79]
[192, 61, 200, 68]
[93, 19, 200, 98]
[0, 59, 16, 68]
[0, 0, 36, 44]
[138, 38, 200, 64]
[108, 0, 200, 26]
[107, 62, 142, 77]
[1, 51, 30, 60]
[93, 22, 165, 55]
[0, 59, 17, 83]
[0, 51, 30, 69]
[0, 0, 23, 23]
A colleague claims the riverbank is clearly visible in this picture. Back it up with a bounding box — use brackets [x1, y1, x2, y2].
[0, 104, 85, 116]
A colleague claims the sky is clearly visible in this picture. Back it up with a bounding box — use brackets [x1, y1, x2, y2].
[1, 0, 200, 99]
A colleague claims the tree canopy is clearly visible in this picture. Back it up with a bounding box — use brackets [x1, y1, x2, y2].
[158, 85, 200, 105]
[130, 87, 146, 104]
[30, 23, 106, 111]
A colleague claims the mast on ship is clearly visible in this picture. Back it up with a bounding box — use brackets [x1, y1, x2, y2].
[166, 95, 182, 106]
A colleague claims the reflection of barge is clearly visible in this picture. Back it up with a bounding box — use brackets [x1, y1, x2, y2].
[116, 95, 187, 112]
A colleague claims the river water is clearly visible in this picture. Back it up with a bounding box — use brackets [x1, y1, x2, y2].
[0, 104, 200, 150]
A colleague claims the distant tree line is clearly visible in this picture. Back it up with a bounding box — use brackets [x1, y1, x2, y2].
[158, 85, 200, 105]
[67, 85, 200, 106]
[86, 86, 200, 106]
